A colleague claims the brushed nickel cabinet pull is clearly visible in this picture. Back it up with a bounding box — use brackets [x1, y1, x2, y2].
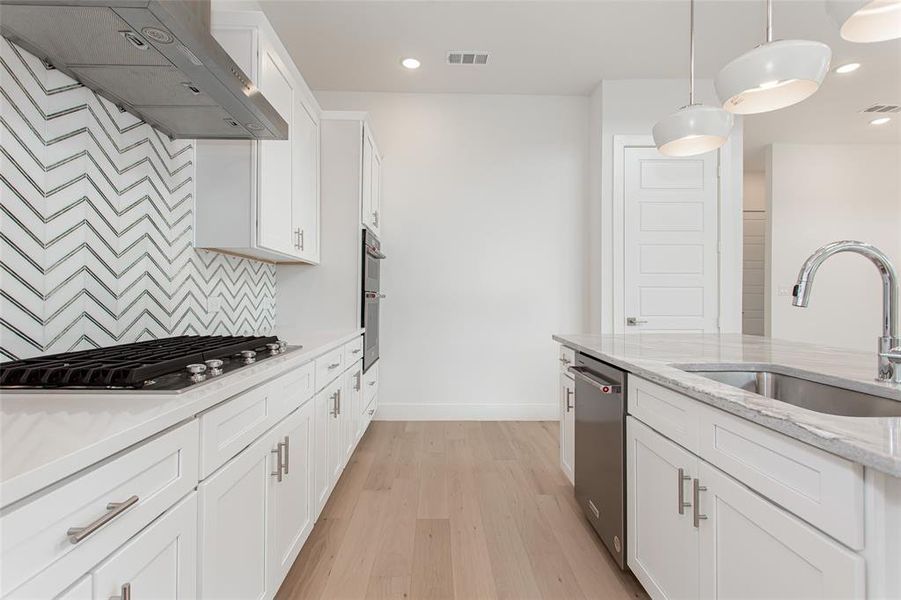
[677, 468, 691, 515]
[283, 436, 290, 476]
[110, 582, 131, 600]
[328, 362, 340, 370]
[337, 389, 342, 415]
[67, 495, 139, 544]
[271, 442, 285, 482]
[565, 387, 574, 412]
[355, 372, 362, 391]
[692, 478, 708, 527]
[331, 391, 339, 418]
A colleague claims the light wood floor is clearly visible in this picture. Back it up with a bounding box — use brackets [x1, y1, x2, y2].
[276, 421, 648, 600]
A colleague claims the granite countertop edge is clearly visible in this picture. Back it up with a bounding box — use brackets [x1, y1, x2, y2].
[554, 334, 901, 478]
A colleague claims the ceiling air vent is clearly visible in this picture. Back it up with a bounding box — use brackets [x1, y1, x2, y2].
[447, 51, 489, 65]
[861, 104, 901, 113]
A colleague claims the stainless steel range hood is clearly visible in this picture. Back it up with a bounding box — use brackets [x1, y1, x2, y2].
[0, 0, 288, 140]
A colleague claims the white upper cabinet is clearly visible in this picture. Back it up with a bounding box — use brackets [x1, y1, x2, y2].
[361, 124, 382, 236]
[195, 9, 320, 264]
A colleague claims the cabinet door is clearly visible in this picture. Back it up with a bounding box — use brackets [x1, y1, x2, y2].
[257, 35, 295, 257]
[329, 385, 344, 484]
[93, 493, 197, 600]
[313, 380, 341, 518]
[370, 150, 382, 235]
[291, 97, 319, 262]
[198, 436, 271, 600]
[361, 129, 374, 230]
[343, 364, 363, 461]
[627, 417, 699, 600]
[559, 373, 575, 485]
[697, 461, 865, 600]
[268, 402, 314, 591]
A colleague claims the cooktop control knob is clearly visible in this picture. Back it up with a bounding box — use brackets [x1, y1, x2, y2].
[266, 342, 281, 356]
[186, 363, 207, 383]
[278, 340, 288, 353]
[204, 359, 224, 376]
[240, 350, 257, 365]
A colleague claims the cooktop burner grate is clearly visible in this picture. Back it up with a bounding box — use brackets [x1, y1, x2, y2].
[0, 335, 280, 389]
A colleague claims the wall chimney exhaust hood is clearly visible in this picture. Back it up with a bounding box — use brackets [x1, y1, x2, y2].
[0, 0, 289, 140]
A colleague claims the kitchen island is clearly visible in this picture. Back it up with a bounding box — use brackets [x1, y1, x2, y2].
[554, 333, 900, 600]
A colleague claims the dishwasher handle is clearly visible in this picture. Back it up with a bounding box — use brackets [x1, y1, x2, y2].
[568, 366, 623, 394]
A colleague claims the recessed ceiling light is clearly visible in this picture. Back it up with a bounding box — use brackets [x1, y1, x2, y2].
[401, 57, 421, 70]
[835, 62, 861, 74]
[870, 116, 892, 125]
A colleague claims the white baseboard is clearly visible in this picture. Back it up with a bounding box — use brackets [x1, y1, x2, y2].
[373, 402, 558, 421]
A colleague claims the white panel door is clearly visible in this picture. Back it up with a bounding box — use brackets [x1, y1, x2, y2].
[697, 460, 865, 600]
[627, 417, 700, 600]
[257, 36, 294, 256]
[268, 401, 314, 591]
[623, 148, 719, 333]
[92, 493, 197, 600]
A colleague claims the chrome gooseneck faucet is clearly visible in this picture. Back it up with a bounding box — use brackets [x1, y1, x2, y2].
[792, 240, 901, 383]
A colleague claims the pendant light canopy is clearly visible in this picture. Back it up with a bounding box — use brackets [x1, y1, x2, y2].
[828, 0, 901, 43]
[715, 0, 831, 115]
[653, 0, 734, 157]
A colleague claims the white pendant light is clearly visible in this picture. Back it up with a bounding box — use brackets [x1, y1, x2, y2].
[653, 0, 734, 157]
[715, 0, 831, 115]
[827, 0, 901, 43]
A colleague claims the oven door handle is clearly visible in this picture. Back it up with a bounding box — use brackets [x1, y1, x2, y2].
[366, 246, 387, 260]
[568, 366, 623, 394]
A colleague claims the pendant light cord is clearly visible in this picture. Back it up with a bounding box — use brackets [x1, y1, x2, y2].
[766, 0, 773, 42]
[689, 0, 695, 105]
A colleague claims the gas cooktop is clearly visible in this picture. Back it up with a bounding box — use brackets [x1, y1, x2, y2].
[0, 335, 300, 392]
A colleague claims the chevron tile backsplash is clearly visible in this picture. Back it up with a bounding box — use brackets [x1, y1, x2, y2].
[0, 39, 276, 361]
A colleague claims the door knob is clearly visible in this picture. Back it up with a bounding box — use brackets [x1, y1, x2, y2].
[626, 317, 648, 326]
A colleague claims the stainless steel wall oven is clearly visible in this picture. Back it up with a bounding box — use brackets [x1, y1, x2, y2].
[362, 228, 384, 372]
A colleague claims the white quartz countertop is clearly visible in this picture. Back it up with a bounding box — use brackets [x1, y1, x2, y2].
[0, 329, 364, 508]
[553, 333, 901, 477]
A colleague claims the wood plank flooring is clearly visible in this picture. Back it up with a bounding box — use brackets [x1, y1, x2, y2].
[276, 421, 648, 600]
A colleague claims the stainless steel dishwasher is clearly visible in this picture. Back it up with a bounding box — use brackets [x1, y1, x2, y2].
[568, 352, 628, 570]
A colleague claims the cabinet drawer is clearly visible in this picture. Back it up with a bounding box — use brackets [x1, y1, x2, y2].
[1, 421, 198, 599]
[559, 345, 575, 372]
[628, 376, 701, 454]
[273, 361, 314, 416]
[697, 404, 864, 549]
[363, 362, 379, 407]
[343, 336, 364, 365]
[315, 347, 345, 391]
[199, 381, 280, 478]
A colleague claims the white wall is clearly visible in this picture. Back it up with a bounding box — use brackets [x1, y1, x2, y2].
[315, 91, 589, 420]
[593, 79, 743, 334]
[767, 144, 901, 351]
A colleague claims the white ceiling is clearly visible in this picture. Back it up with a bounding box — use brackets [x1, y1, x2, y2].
[257, 0, 901, 170]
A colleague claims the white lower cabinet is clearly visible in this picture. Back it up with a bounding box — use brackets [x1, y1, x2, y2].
[627, 416, 866, 600]
[267, 401, 315, 592]
[93, 492, 198, 600]
[343, 361, 363, 462]
[198, 428, 271, 600]
[313, 376, 343, 518]
[627, 417, 699, 600]
[559, 372, 575, 485]
[697, 460, 865, 599]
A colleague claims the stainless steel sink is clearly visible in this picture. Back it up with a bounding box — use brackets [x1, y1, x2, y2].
[681, 368, 901, 418]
